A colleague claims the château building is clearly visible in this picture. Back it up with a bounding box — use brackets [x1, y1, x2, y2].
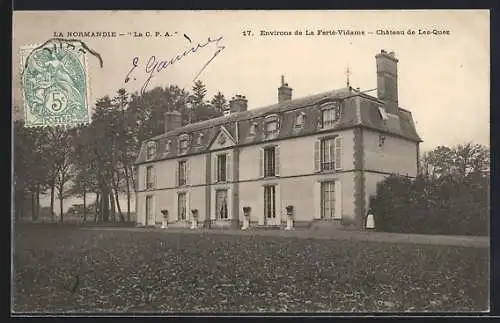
[134, 49, 422, 230]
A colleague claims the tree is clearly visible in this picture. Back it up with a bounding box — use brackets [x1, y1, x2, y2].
[454, 142, 490, 178]
[190, 80, 207, 106]
[187, 80, 223, 123]
[52, 127, 75, 223]
[421, 143, 489, 179]
[13, 120, 30, 221]
[211, 91, 228, 113]
[112, 88, 133, 221]
[375, 142, 489, 236]
[71, 124, 99, 223]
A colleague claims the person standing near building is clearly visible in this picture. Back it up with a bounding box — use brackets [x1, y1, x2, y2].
[366, 207, 375, 230]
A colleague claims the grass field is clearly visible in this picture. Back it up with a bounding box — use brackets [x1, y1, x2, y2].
[12, 225, 489, 313]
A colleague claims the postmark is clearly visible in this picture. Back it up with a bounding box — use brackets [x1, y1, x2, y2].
[20, 42, 91, 127]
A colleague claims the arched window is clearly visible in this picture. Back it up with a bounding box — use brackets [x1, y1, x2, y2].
[320, 102, 340, 129]
[295, 111, 306, 128]
[264, 114, 279, 139]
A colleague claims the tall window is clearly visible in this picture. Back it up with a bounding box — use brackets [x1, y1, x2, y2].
[146, 141, 157, 160]
[217, 154, 227, 182]
[321, 104, 339, 129]
[215, 190, 228, 220]
[264, 118, 279, 139]
[321, 181, 335, 219]
[177, 192, 186, 221]
[146, 166, 155, 189]
[321, 138, 336, 171]
[264, 185, 276, 221]
[178, 161, 187, 186]
[315, 136, 342, 172]
[145, 195, 154, 225]
[264, 147, 276, 177]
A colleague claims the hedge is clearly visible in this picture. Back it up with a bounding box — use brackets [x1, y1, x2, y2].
[370, 173, 489, 236]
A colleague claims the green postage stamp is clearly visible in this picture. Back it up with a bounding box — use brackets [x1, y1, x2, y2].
[20, 43, 91, 127]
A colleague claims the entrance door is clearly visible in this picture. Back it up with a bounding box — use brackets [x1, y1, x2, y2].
[215, 189, 229, 220]
[178, 192, 187, 221]
[145, 195, 154, 225]
[264, 185, 279, 225]
[321, 181, 335, 219]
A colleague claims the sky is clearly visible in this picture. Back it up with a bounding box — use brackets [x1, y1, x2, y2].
[12, 10, 490, 212]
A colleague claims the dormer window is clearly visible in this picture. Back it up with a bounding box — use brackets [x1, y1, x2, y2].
[166, 140, 172, 153]
[146, 141, 157, 160]
[295, 111, 306, 128]
[264, 115, 279, 139]
[178, 134, 190, 155]
[197, 133, 204, 146]
[320, 102, 340, 129]
[249, 122, 257, 136]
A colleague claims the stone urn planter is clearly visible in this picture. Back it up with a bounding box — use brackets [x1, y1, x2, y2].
[190, 209, 199, 229]
[285, 205, 294, 231]
[160, 209, 168, 229]
[242, 206, 251, 230]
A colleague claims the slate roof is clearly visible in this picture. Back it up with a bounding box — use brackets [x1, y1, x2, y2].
[135, 87, 422, 164]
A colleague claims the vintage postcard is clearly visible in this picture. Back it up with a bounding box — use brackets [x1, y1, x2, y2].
[12, 10, 490, 314]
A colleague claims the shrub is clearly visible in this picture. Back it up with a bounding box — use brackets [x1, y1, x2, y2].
[371, 174, 488, 236]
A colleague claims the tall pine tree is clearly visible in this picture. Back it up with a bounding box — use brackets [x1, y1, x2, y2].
[211, 91, 228, 113]
[191, 80, 207, 106]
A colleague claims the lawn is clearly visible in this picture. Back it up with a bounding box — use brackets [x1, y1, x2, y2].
[12, 225, 489, 313]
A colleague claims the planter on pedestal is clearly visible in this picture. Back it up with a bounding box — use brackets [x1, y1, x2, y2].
[161, 209, 168, 229]
[190, 209, 199, 229]
[242, 206, 251, 230]
[285, 205, 294, 231]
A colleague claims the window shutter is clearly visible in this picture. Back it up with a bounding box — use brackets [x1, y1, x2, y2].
[314, 140, 321, 172]
[152, 196, 157, 224]
[212, 155, 217, 183]
[153, 167, 157, 188]
[186, 191, 191, 221]
[210, 189, 216, 220]
[227, 188, 233, 220]
[276, 184, 282, 224]
[335, 180, 342, 219]
[313, 181, 321, 219]
[275, 146, 280, 176]
[173, 194, 178, 221]
[335, 136, 342, 170]
[175, 163, 179, 187]
[144, 167, 148, 190]
[259, 188, 265, 225]
[186, 160, 190, 185]
[259, 148, 264, 178]
[227, 153, 232, 182]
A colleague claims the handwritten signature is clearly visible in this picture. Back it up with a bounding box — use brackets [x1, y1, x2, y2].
[125, 36, 226, 94]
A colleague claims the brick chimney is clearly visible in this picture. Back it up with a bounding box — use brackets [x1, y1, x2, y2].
[376, 50, 399, 114]
[164, 110, 182, 133]
[229, 95, 248, 113]
[278, 75, 292, 103]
